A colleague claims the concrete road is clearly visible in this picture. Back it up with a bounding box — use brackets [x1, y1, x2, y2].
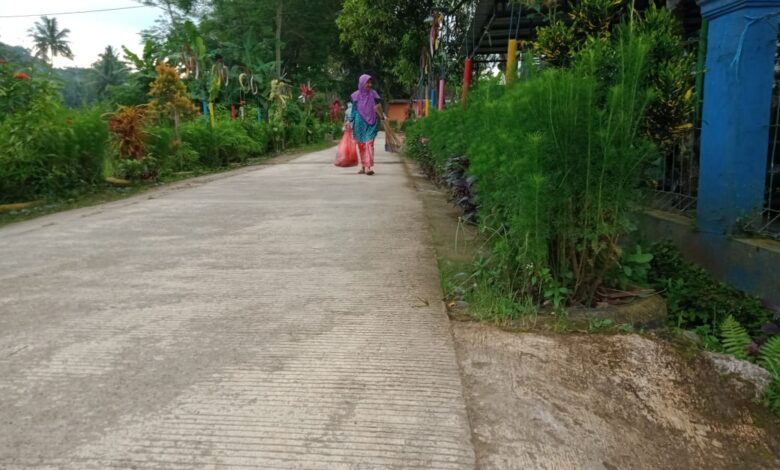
[0, 138, 475, 469]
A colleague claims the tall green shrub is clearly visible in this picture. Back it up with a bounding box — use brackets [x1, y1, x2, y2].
[0, 65, 109, 202]
[408, 26, 656, 305]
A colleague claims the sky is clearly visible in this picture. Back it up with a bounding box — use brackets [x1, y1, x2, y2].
[0, 1, 163, 68]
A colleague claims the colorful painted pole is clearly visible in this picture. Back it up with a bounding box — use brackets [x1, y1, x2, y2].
[208, 102, 216, 129]
[506, 39, 518, 86]
[697, 0, 780, 234]
[425, 82, 431, 116]
[437, 79, 445, 110]
[202, 101, 209, 122]
[257, 107, 262, 124]
[430, 88, 436, 113]
[231, 105, 237, 121]
[461, 58, 473, 105]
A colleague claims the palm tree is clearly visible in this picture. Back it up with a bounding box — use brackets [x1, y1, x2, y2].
[90, 46, 128, 98]
[29, 16, 74, 66]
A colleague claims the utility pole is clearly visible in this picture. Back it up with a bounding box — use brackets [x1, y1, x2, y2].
[275, 0, 283, 78]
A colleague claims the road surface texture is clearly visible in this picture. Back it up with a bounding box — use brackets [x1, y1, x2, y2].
[0, 137, 476, 469]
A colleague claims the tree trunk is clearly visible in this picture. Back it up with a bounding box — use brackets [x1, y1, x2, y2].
[173, 109, 181, 141]
[275, 0, 283, 78]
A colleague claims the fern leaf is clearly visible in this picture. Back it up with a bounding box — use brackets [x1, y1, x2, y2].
[720, 315, 751, 361]
[759, 336, 780, 374]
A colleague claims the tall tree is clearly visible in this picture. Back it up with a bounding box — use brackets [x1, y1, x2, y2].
[28, 16, 74, 66]
[199, 0, 343, 88]
[337, 0, 471, 97]
[90, 46, 129, 99]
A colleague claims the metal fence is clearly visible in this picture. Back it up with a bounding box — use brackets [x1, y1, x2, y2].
[648, 127, 700, 216]
[650, 33, 780, 241]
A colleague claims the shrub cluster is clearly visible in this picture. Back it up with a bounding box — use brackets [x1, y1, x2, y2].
[408, 27, 655, 307]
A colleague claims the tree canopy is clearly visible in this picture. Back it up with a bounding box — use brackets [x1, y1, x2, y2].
[29, 16, 74, 65]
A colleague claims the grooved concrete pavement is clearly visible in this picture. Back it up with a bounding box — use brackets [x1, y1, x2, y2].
[0, 138, 476, 469]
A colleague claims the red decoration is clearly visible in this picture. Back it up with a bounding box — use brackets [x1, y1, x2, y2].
[13, 72, 30, 80]
[299, 83, 314, 103]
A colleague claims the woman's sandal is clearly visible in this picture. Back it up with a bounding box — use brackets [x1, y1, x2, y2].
[367, 170, 375, 176]
[358, 168, 366, 174]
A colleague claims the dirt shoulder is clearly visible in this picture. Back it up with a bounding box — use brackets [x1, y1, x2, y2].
[403, 156, 780, 470]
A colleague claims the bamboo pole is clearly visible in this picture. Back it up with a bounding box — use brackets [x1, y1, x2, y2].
[506, 39, 518, 86]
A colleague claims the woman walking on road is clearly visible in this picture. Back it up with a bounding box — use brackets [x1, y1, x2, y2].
[347, 74, 385, 176]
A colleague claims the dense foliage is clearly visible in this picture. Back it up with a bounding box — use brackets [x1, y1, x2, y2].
[0, 1, 360, 205]
[648, 243, 773, 335]
[408, 26, 656, 309]
[534, 2, 696, 152]
[0, 64, 107, 203]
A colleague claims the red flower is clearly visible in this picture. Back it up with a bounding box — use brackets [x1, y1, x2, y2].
[14, 72, 30, 80]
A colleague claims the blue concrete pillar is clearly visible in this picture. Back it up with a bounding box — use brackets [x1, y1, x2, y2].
[697, 0, 780, 234]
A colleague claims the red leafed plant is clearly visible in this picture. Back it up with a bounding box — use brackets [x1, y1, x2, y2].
[13, 72, 30, 80]
[104, 105, 149, 160]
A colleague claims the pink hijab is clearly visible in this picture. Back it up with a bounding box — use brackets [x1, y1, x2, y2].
[351, 74, 380, 125]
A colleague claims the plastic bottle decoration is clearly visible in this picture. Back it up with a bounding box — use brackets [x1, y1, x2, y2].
[299, 83, 314, 103]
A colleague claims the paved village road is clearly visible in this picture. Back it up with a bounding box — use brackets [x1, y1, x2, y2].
[0, 137, 475, 469]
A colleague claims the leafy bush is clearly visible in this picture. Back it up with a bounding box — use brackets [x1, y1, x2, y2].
[242, 121, 272, 154]
[535, 2, 695, 152]
[408, 26, 655, 307]
[648, 242, 772, 334]
[115, 155, 159, 181]
[0, 66, 109, 202]
[105, 105, 149, 160]
[180, 120, 261, 167]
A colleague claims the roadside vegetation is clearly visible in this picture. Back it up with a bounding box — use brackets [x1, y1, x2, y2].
[405, 1, 779, 417]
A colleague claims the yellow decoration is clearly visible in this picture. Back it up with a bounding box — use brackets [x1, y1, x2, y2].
[506, 39, 518, 86]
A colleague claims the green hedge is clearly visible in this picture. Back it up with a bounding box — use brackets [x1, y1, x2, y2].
[406, 27, 656, 307]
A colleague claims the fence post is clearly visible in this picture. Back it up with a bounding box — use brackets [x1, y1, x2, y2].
[697, 0, 780, 234]
[438, 79, 445, 110]
[461, 58, 473, 106]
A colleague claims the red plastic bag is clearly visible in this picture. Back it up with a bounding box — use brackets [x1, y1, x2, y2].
[334, 128, 358, 167]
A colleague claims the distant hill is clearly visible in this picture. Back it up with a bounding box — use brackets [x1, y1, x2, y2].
[55, 67, 97, 108]
[0, 42, 40, 67]
[1, 41, 97, 108]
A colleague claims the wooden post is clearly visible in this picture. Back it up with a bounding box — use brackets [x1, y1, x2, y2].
[438, 79, 445, 110]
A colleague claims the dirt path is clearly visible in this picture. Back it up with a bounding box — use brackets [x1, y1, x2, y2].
[404, 157, 780, 470]
[0, 137, 475, 469]
[454, 322, 780, 469]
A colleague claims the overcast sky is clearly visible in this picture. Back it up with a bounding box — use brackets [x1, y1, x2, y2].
[0, 1, 162, 68]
